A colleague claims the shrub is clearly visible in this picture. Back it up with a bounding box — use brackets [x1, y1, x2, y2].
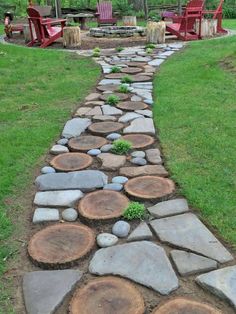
[93, 47, 101, 53]
[92, 47, 100, 57]
[121, 76, 133, 84]
[118, 84, 129, 93]
[106, 94, 120, 106]
[111, 139, 132, 155]
[116, 46, 124, 52]
[146, 48, 153, 54]
[111, 66, 121, 73]
[146, 43, 156, 49]
[123, 202, 146, 220]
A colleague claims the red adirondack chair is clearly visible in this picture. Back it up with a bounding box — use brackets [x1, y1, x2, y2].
[95, 2, 117, 26]
[166, 0, 204, 41]
[203, 0, 227, 33]
[27, 7, 66, 48]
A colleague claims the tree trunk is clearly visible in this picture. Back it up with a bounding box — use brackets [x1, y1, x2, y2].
[143, 0, 148, 20]
[63, 26, 81, 48]
[146, 21, 166, 44]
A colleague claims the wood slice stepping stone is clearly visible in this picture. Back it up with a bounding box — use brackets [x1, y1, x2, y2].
[88, 121, 124, 135]
[152, 297, 222, 314]
[68, 136, 107, 152]
[126, 62, 146, 67]
[121, 134, 155, 149]
[28, 223, 95, 268]
[132, 75, 152, 82]
[78, 190, 129, 221]
[69, 276, 145, 314]
[50, 153, 93, 172]
[100, 93, 129, 101]
[96, 84, 119, 92]
[124, 176, 175, 200]
[105, 73, 126, 79]
[121, 67, 143, 74]
[117, 101, 148, 111]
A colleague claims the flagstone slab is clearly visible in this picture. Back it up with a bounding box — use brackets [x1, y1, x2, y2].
[105, 73, 127, 79]
[148, 59, 165, 67]
[100, 93, 129, 101]
[99, 79, 121, 85]
[28, 223, 95, 268]
[117, 101, 148, 111]
[150, 213, 233, 263]
[78, 190, 129, 221]
[62, 118, 91, 139]
[50, 153, 93, 172]
[125, 176, 175, 200]
[120, 165, 168, 177]
[196, 266, 236, 309]
[88, 121, 124, 135]
[23, 270, 82, 314]
[34, 190, 84, 207]
[148, 198, 189, 218]
[33, 208, 59, 224]
[35, 170, 108, 192]
[89, 241, 179, 295]
[170, 250, 217, 276]
[135, 109, 153, 117]
[98, 153, 126, 171]
[92, 115, 117, 121]
[118, 112, 143, 123]
[126, 61, 146, 67]
[127, 222, 153, 242]
[152, 297, 222, 314]
[145, 148, 162, 164]
[121, 134, 155, 149]
[84, 106, 102, 116]
[85, 93, 101, 101]
[68, 135, 107, 152]
[123, 118, 155, 135]
[84, 100, 104, 106]
[102, 105, 123, 116]
[69, 276, 145, 314]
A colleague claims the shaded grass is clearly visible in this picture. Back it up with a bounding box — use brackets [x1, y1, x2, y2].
[0, 42, 99, 311]
[223, 19, 236, 30]
[153, 35, 236, 246]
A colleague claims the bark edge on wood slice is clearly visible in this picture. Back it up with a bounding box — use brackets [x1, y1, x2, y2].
[124, 175, 175, 200]
[69, 276, 145, 314]
[68, 136, 107, 151]
[28, 223, 95, 269]
[50, 152, 93, 171]
[78, 190, 130, 221]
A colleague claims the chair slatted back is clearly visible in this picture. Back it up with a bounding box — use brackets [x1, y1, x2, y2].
[97, 2, 113, 20]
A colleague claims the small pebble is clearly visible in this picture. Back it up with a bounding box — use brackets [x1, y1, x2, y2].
[112, 220, 131, 238]
[100, 144, 113, 152]
[97, 233, 118, 248]
[62, 208, 78, 222]
[50, 145, 69, 155]
[57, 138, 68, 145]
[103, 183, 123, 191]
[41, 166, 56, 174]
[87, 149, 101, 156]
[112, 176, 128, 184]
[106, 133, 121, 141]
[131, 157, 147, 166]
[131, 151, 145, 158]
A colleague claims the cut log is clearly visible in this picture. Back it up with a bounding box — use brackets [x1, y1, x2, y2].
[195, 19, 217, 37]
[88, 122, 124, 135]
[146, 21, 166, 44]
[50, 152, 93, 171]
[121, 134, 155, 149]
[69, 276, 145, 314]
[117, 101, 148, 111]
[63, 26, 81, 48]
[123, 16, 137, 26]
[68, 135, 107, 151]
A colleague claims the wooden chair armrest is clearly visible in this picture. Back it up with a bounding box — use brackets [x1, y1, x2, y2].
[41, 18, 66, 25]
[94, 12, 100, 17]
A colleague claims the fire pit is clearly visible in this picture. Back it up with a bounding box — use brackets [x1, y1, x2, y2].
[90, 26, 146, 38]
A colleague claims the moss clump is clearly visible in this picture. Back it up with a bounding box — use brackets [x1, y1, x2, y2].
[123, 202, 146, 220]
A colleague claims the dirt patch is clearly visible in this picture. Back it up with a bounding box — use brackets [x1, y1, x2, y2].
[219, 55, 236, 73]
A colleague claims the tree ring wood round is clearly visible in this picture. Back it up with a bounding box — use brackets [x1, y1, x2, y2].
[100, 93, 129, 101]
[28, 224, 95, 268]
[121, 134, 155, 149]
[126, 61, 146, 67]
[131, 75, 152, 82]
[97, 85, 119, 92]
[124, 176, 175, 200]
[121, 67, 143, 74]
[105, 73, 126, 79]
[88, 122, 124, 135]
[78, 190, 129, 220]
[68, 136, 107, 151]
[117, 101, 148, 111]
[69, 276, 145, 314]
[50, 153, 93, 171]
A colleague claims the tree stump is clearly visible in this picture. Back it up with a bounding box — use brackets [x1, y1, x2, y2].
[195, 19, 217, 37]
[123, 16, 137, 26]
[24, 24, 35, 43]
[146, 21, 166, 44]
[63, 26, 81, 48]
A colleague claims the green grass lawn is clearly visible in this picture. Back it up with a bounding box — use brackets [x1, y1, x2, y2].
[223, 19, 236, 30]
[154, 35, 236, 247]
[0, 43, 99, 311]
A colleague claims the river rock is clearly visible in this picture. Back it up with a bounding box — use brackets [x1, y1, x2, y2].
[50, 145, 69, 155]
[41, 166, 56, 174]
[112, 176, 128, 184]
[106, 133, 121, 140]
[87, 149, 101, 156]
[103, 183, 123, 191]
[97, 233, 118, 248]
[100, 144, 113, 152]
[131, 151, 146, 158]
[130, 157, 147, 166]
[62, 208, 78, 222]
[112, 221, 130, 237]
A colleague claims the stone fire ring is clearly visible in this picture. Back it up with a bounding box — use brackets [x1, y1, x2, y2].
[90, 26, 146, 38]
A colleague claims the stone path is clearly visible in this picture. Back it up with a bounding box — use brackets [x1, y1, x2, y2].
[22, 43, 235, 313]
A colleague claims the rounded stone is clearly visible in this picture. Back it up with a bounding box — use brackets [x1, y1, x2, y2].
[57, 138, 68, 145]
[131, 157, 147, 166]
[62, 208, 78, 222]
[131, 151, 145, 158]
[112, 176, 129, 184]
[87, 149, 101, 156]
[152, 297, 222, 314]
[106, 133, 121, 141]
[112, 220, 131, 238]
[97, 233, 118, 248]
[100, 144, 113, 152]
[41, 166, 56, 174]
[103, 183, 123, 191]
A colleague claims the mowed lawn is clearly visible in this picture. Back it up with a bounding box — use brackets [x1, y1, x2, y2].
[154, 35, 236, 247]
[0, 44, 100, 275]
